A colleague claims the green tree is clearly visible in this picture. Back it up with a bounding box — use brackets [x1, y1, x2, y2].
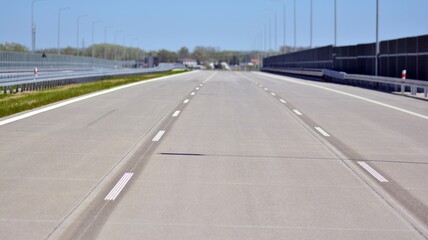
[0, 42, 29, 52]
[178, 47, 190, 59]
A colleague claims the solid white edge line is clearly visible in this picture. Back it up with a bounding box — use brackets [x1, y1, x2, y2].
[105, 173, 134, 201]
[172, 111, 180, 117]
[280, 99, 287, 104]
[183, 99, 190, 104]
[315, 127, 330, 137]
[293, 109, 303, 116]
[152, 130, 166, 142]
[357, 162, 389, 183]
[256, 72, 428, 120]
[0, 71, 198, 127]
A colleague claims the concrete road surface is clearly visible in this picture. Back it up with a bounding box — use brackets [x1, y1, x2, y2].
[0, 70, 427, 240]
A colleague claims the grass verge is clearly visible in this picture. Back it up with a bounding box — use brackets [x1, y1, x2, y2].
[0, 70, 186, 118]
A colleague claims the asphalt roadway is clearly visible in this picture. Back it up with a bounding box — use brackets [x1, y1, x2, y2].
[0, 70, 427, 239]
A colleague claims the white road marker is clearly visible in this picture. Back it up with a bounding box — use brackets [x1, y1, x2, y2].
[358, 161, 389, 183]
[199, 84, 203, 87]
[152, 130, 166, 142]
[196, 87, 200, 90]
[190, 92, 196, 96]
[315, 127, 330, 137]
[264, 88, 269, 91]
[105, 172, 134, 201]
[0, 71, 197, 127]
[259, 85, 263, 88]
[271, 92, 276, 96]
[280, 99, 287, 104]
[293, 109, 303, 116]
[172, 111, 180, 117]
[183, 99, 190, 104]
[256, 72, 428, 121]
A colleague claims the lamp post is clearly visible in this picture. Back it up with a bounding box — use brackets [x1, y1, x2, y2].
[283, 3, 286, 54]
[114, 30, 122, 62]
[334, 0, 337, 46]
[76, 14, 88, 56]
[294, 0, 297, 51]
[104, 25, 114, 59]
[57, 7, 70, 55]
[91, 20, 102, 59]
[123, 34, 132, 67]
[310, 0, 313, 48]
[31, 0, 45, 53]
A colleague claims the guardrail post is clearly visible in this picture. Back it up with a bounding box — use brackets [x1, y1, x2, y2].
[411, 86, 416, 96]
[401, 84, 405, 93]
[425, 88, 427, 98]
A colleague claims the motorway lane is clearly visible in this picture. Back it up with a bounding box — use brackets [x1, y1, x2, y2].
[245, 71, 428, 233]
[70, 71, 424, 239]
[0, 70, 209, 240]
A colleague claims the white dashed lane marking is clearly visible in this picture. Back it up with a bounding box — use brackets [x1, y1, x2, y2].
[152, 130, 166, 142]
[358, 162, 389, 183]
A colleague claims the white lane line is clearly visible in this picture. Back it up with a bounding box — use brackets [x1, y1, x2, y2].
[293, 109, 303, 116]
[152, 130, 166, 142]
[256, 72, 428, 121]
[190, 92, 196, 96]
[0, 71, 197, 127]
[199, 84, 203, 87]
[259, 85, 263, 88]
[196, 87, 200, 90]
[183, 99, 190, 104]
[271, 92, 276, 96]
[105, 172, 134, 201]
[172, 111, 180, 117]
[315, 127, 330, 137]
[280, 99, 287, 104]
[358, 161, 389, 183]
[264, 88, 269, 91]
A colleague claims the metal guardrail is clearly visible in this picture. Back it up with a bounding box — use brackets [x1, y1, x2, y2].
[262, 67, 428, 99]
[0, 65, 187, 94]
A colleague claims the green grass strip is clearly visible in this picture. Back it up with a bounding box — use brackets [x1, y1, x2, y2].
[0, 71, 186, 118]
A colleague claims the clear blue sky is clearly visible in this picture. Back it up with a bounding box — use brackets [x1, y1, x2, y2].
[0, 0, 427, 52]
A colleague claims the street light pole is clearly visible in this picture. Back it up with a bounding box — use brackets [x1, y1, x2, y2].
[283, 3, 286, 54]
[57, 7, 70, 55]
[76, 14, 88, 56]
[91, 20, 102, 59]
[104, 25, 114, 59]
[294, 0, 297, 51]
[31, 0, 45, 53]
[334, 0, 337, 46]
[375, 0, 379, 76]
[274, 12, 277, 53]
[114, 30, 122, 62]
[310, 0, 313, 48]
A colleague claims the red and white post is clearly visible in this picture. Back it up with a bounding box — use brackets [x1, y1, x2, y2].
[401, 69, 407, 80]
